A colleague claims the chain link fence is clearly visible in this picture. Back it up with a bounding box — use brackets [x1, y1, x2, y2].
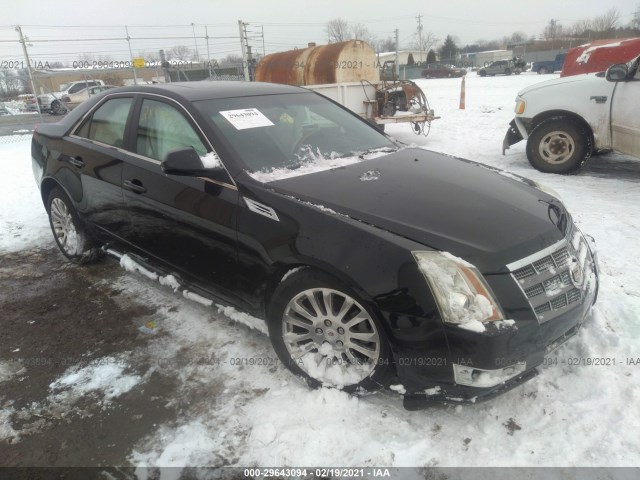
[0, 23, 261, 142]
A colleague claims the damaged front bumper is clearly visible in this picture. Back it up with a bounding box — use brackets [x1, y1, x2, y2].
[502, 119, 524, 155]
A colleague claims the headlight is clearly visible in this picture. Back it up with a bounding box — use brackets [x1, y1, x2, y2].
[413, 251, 504, 329]
[515, 98, 526, 114]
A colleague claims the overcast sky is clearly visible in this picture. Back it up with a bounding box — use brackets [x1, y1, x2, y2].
[1, 0, 638, 62]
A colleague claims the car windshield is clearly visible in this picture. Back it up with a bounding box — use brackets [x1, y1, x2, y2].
[195, 92, 396, 182]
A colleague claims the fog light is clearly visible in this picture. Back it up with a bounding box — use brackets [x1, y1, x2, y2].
[453, 362, 526, 388]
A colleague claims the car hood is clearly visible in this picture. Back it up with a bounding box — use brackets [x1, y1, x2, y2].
[269, 148, 566, 273]
[518, 72, 606, 96]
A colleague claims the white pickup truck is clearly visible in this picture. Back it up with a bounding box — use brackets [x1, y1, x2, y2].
[38, 79, 105, 115]
[503, 55, 640, 173]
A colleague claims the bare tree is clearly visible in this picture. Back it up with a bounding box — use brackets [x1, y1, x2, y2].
[377, 37, 396, 53]
[570, 18, 594, 36]
[325, 18, 376, 46]
[169, 45, 194, 61]
[326, 18, 350, 43]
[219, 54, 243, 66]
[411, 31, 439, 54]
[633, 3, 640, 29]
[509, 31, 528, 43]
[543, 19, 563, 41]
[350, 23, 376, 45]
[592, 8, 621, 32]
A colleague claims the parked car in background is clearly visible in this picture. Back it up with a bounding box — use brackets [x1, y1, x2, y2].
[37, 79, 105, 115]
[421, 63, 467, 78]
[61, 85, 116, 110]
[531, 53, 566, 74]
[503, 55, 640, 173]
[32, 82, 598, 409]
[477, 59, 522, 76]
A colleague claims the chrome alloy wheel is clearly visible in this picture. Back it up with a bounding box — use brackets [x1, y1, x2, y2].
[282, 288, 381, 386]
[539, 130, 576, 164]
[50, 197, 79, 255]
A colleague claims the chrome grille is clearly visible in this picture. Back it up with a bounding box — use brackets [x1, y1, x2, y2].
[507, 221, 596, 323]
[513, 265, 535, 281]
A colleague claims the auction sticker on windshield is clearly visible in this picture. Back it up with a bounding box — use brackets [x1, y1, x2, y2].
[220, 108, 274, 130]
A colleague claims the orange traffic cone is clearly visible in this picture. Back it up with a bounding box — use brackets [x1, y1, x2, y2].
[459, 75, 466, 109]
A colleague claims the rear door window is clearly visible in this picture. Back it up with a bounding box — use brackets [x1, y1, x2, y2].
[76, 97, 133, 148]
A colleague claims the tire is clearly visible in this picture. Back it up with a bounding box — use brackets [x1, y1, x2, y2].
[539, 67, 549, 75]
[447, 73, 452, 78]
[526, 118, 592, 174]
[47, 187, 101, 263]
[50, 100, 67, 116]
[267, 269, 395, 393]
[478, 70, 486, 77]
[504, 68, 512, 76]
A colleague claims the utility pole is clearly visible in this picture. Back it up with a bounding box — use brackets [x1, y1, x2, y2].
[261, 25, 266, 57]
[417, 14, 423, 63]
[191, 23, 200, 62]
[394, 29, 399, 79]
[159, 49, 171, 83]
[205, 25, 212, 79]
[15, 25, 42, 118]
[238, 20, 250, 81]
[125, 25, 138, 85]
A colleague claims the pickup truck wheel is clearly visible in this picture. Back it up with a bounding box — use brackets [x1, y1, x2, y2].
[268, 269, 395, 393]
[539, 67, 549, 74]
[526, 118, 591, 174]
[47, 187, 101, 263]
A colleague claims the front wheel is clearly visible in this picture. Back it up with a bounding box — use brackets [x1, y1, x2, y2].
[478, 70, 486, 77]
[268, 269, 395, 392]
[47, 187, 101, 263]
[526, 118, 592, 174]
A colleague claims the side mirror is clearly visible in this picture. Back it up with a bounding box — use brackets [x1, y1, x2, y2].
[606, 63, 629, 82]
[161, 147, 223, 176]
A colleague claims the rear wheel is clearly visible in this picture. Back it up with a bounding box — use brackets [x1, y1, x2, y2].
[47, 187, 101, 263]
[478, 70, 486, 77]
[526, 118, 592, 174]
[539, 67, 549, 74]
[504, 68, 512, 75]
[268, 269, 395, 392]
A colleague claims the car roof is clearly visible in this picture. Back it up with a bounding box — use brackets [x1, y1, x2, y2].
[105, 81, 308, 102]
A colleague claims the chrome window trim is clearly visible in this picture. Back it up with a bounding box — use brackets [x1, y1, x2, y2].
[69, 90, 238, 190]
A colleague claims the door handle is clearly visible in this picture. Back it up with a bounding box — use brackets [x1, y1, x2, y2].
[123, 179, 147, 194]
[69, 156, 85, 168]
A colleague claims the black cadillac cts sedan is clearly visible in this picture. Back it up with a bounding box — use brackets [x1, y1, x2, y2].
[32, 82, 598, 409]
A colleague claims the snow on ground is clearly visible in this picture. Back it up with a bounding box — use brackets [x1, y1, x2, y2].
[1, 72, 640, 468]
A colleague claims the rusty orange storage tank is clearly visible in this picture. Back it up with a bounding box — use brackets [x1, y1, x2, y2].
[255, 40, 380, 86]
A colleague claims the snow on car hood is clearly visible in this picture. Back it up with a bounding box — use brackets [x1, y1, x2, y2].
[270, 148, 566, 273]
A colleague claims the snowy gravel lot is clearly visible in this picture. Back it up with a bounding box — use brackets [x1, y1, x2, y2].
[1, 72, 639, 470]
